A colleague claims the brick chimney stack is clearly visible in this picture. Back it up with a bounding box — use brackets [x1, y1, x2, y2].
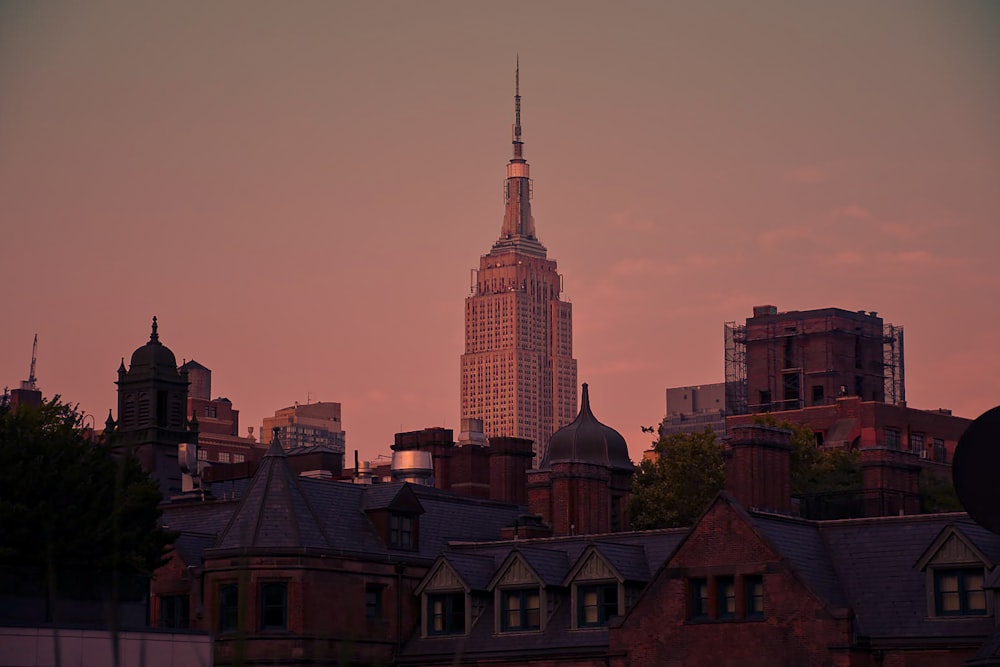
[724, 425, 793, 514]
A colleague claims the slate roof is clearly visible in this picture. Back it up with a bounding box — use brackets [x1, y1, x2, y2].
[750, 511, 848, 608]
[401, 529, 687, 663]
[214, 441, 332, 551]
[514, 546, 571, 587]
[162, 448, 526, 567]
[590, 541, 650, 582]
[818, 513, 1000, 641]
[442, 552, 498, 591]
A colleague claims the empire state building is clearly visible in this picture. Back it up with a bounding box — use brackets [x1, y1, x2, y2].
[461, 65, 578, 464]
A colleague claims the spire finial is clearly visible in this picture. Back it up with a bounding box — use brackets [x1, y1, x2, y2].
[581, 383, 591, 413]
[512, 57, 522, 159]
[150, 316, 159, 343]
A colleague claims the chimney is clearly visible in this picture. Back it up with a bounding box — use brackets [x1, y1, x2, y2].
[724, 424, 793, 514]
[859, 448, 920, 516]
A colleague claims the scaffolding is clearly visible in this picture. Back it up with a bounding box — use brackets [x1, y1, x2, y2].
[724, 322, 748, 416]
[883, 324, 905, 405]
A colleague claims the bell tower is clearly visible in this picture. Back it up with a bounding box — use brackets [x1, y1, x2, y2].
[111, 317, 198, 499]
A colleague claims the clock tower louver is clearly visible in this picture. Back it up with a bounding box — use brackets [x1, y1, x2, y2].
[461, 63, 578, 465]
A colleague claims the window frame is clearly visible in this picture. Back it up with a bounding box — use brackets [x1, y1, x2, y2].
[427, 591, 466, 636]
[933, 567, 987, 617]
[159, 593, 190, 629]
[259, 581, 288, 631]
[500, 587, 541, 632]
[744, 575, 764, 619]
[366, 583, 384, 620]
[389, 513, 415, 549]
[689, 578, 709, 620]
[716, 576, 736, 619]
[576, 582, 619, 628]
[218, 583, 239, 633]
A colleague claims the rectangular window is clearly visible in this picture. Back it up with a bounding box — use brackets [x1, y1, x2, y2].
[259, 582, 288, 631]
[501, 589, 541, 631]
[911, 432, 925, 453]
[689, 578, 709, 619]
[884, 428, 901, 449]
[428, 592, 465, 635]
[717, 576, 736, 618]
[366, 584, 383, 620]
[234, 453, 245, 464]
[160, 594, 190, 629]
[745, 576, 764, 618]
[390, 514, 414, 549]
[197, 448, 208, 461]
[219, 584, 239, 633]
[218, 452, 231, 463]
[935, 568, 986, 616]
[933, 438, 947, 463]
[578, 583, 618, 627]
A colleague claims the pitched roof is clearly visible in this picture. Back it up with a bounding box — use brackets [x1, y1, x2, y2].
[213, 443, 332, 551]
[750, 511, 848, 608]
[819, 513, 1000, 640]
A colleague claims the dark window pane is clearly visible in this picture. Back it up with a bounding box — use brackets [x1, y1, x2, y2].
[219, 584, 239, 633]
[260, 582, 287, 631]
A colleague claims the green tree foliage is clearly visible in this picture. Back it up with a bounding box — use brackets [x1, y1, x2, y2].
[748, 416, 862, 496]
[628, 428, 726, 530]
[919, 469, 963, 513]
[0, 397, 174, 576]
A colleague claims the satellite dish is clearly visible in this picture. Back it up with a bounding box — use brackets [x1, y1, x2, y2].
[953, 406, 1000, 534]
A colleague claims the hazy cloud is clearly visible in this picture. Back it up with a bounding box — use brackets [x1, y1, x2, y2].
[610, 211, 657, 232]
[785, 165, 830, 184]
[830, 204, 872, 219]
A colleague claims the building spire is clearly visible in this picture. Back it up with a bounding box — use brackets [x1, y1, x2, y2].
[513, 55, 522, 160]
[498, 58, 538, 246]
[150, 316, 159, 343]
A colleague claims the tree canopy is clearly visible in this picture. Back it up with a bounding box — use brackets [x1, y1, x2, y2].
[629, 419, 865, 530]
[628, 428, 726, 530]
[0, 396, 174, 577]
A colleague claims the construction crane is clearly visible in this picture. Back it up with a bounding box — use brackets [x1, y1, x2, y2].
[21, 334, 37, 391]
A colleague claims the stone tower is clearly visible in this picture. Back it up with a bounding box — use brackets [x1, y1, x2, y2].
[460, 62, 578, 464]
[113, 317, 197, 499]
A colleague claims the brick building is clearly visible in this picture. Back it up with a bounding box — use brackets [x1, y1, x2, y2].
[400, 423, 1000, 667]
[180, 359, 264, 469]
[153, 440, 526, 666]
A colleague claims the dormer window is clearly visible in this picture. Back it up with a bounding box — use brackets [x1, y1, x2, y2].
[427, 592, 465, 635]
[916, 525, 994, 619]
[501, 588, 540, 631]
[390, 513, 414, 549]
[934, 568, 986, 616]
[577, 583, 618, 628]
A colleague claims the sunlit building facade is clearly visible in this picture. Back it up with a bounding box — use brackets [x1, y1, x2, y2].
[461, 66, 577, 464]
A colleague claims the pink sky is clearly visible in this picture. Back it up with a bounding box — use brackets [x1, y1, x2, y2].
[1, 2, 998, 464]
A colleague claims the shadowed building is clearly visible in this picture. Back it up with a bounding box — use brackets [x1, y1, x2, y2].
[461, 64, 577, 464]
[112, 317, 198, 499]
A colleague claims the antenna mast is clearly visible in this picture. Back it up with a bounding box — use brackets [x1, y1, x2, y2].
[26, 334, 37, 390]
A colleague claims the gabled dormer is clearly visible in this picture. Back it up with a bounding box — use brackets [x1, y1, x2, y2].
[916, 525, 994, 618]
[362, 484, 425, 551]
[563, 543, 649, 629]
[416, 553, 495, 637]
[487, 548, 568, 633]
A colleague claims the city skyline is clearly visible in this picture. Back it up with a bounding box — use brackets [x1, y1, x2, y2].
[1, 2, 998, 465]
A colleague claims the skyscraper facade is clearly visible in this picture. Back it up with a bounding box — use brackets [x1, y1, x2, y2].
[461, 66, 577, 464]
